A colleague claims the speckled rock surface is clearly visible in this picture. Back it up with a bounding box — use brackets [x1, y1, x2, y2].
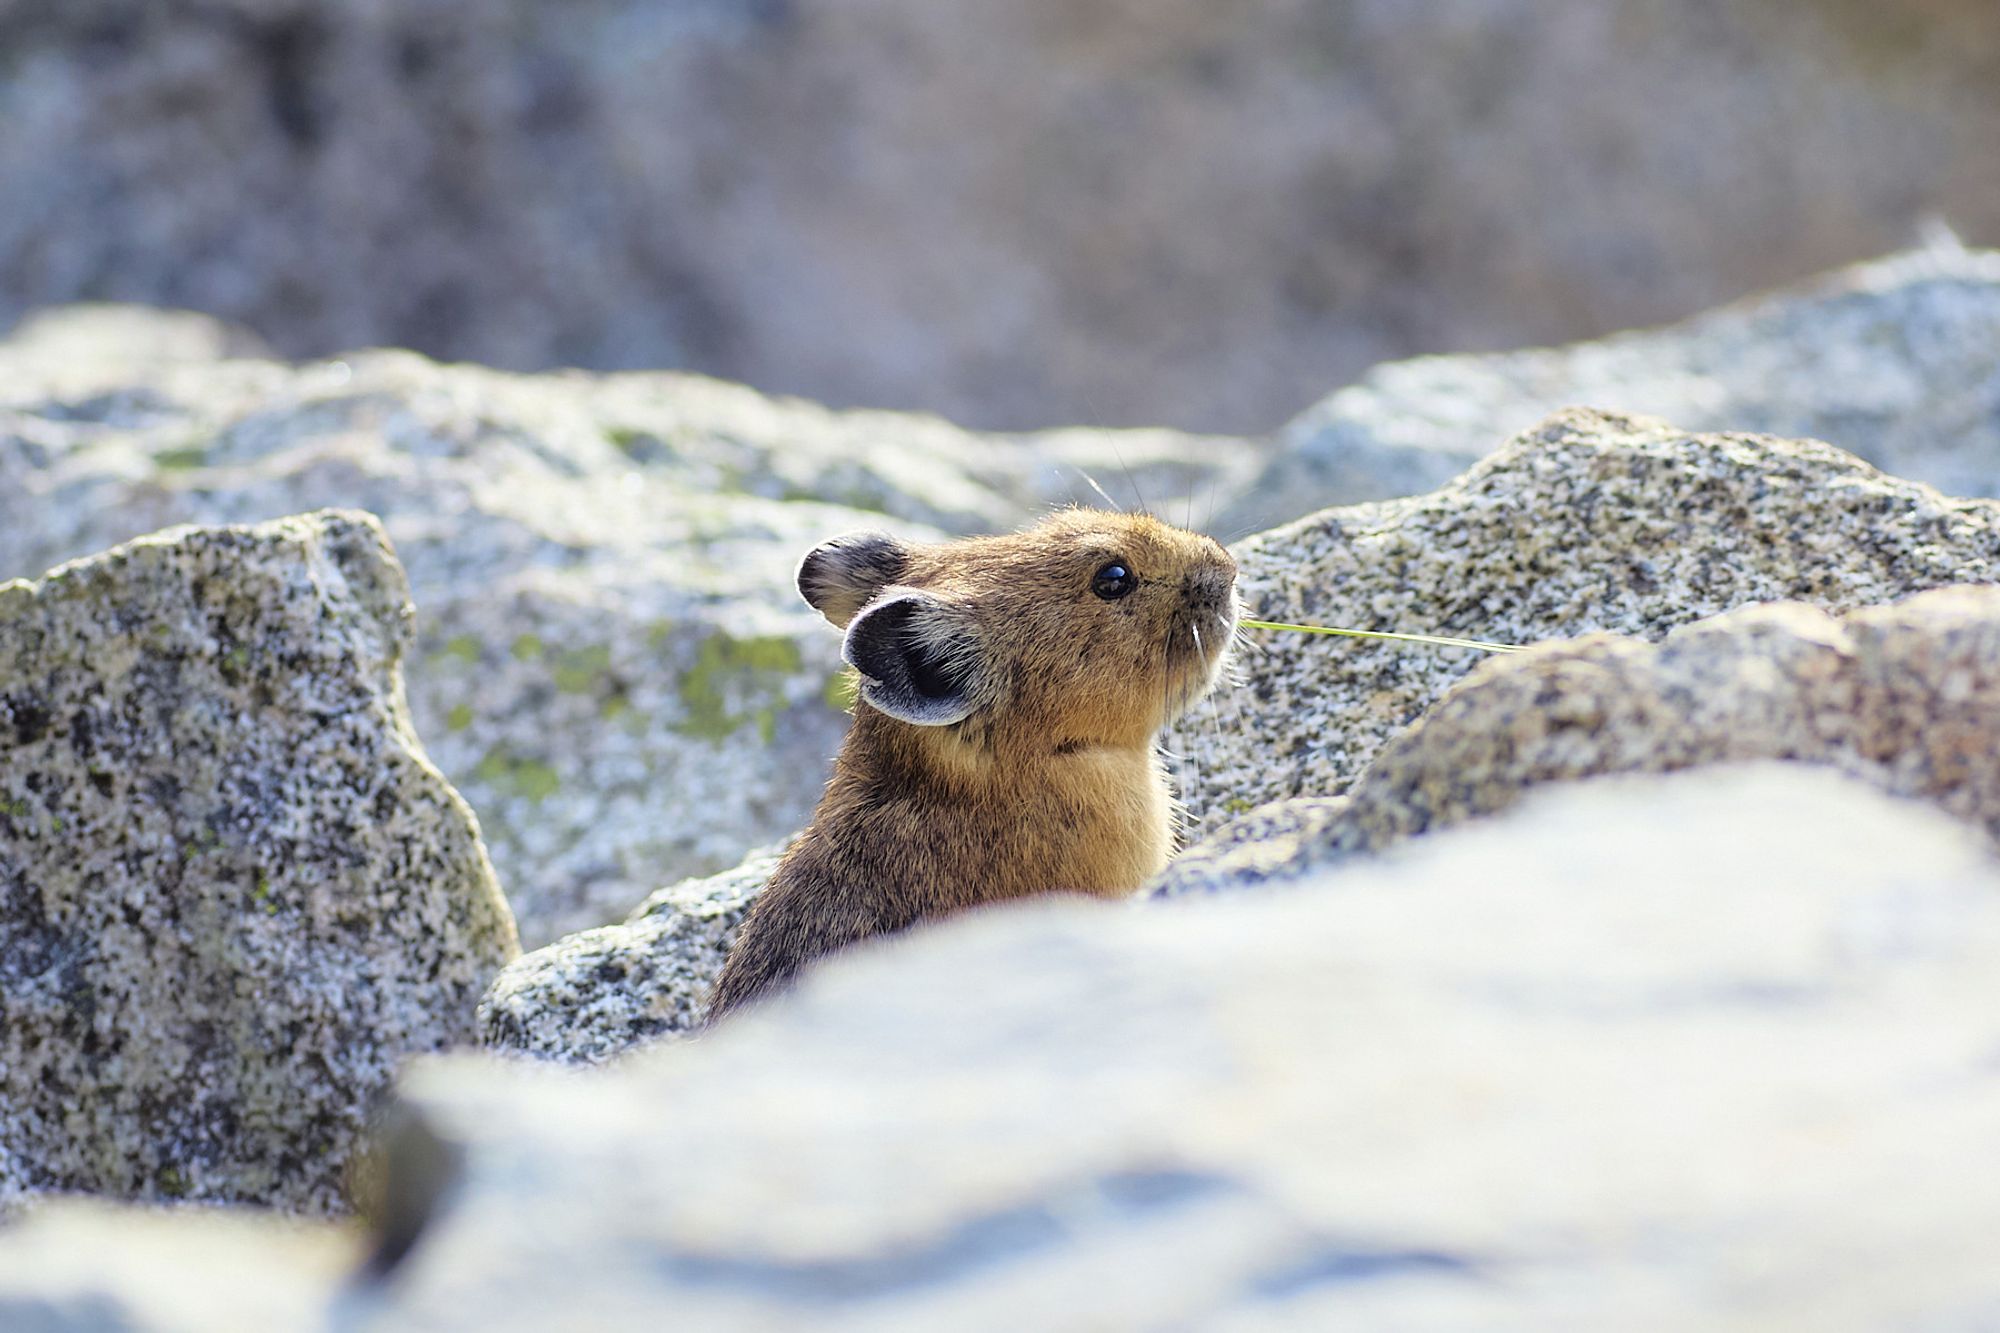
[0, 1146, 23, 1222]
[0, 309, 1255, 945]
[478, 847, 780, 1064]
[242, 764, 2000, 1328]
[1222, 245, 2000, 532]
[1175, 406, 2000, 838]
[1162, 584, 2000, 897]
[0, 511, 517, 1213]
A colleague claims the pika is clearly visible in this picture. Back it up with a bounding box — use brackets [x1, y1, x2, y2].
[705, 508, 1238, 1021]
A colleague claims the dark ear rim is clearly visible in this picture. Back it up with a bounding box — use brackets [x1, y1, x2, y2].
[841, 591, 980, 727]
[797, 531, 911, 629]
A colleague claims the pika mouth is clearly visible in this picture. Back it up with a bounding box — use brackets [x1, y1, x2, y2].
[1163, 595, 1239, 720]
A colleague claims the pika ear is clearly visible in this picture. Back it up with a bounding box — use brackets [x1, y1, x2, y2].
[842, 592, 981, 726]
[797, 532, 911, 629]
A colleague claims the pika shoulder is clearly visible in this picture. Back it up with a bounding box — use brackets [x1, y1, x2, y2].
[705, 508, 1238, 1022]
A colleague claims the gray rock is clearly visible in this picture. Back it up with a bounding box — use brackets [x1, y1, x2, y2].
[0, 510, 517, 1213]
[0, 313, 1254, 945]
[288, 765, 2000, 1327]
[1145, 797, 1353, 900]
[0, 1202, 352, 1333]
[1175, 407, 2000, 839]
[1162, 583, 2000, 898]
[5, 5, 2000, 434]
[477, 847, 781, 1064]
[1225, 243, 2000, 532]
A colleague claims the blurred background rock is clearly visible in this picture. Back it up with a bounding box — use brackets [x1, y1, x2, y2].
[1, 0, 1997, 434]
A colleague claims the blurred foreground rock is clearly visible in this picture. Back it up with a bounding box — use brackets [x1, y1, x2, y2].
[0, 511, 516, 1213]
[1177, 407, 2000, 836]
[15, 766, 1980, 1328]
[0, 308, 1251, 944]
[1225, 245, 2000, 530]
[0, 1203, 353, 1333]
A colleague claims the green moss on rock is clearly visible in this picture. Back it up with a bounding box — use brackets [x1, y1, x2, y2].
[673, 631, 804, 743]
[551, 644, 614, 694]
[438, 634, 483, 665]
[154, 444, 209, 471]
[475, 746, 562, 802]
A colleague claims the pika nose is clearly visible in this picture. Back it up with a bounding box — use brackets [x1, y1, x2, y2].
[1185, 557, 1237, 613]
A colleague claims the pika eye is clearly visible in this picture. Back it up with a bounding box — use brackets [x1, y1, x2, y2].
[1091, 561, 1138, 600]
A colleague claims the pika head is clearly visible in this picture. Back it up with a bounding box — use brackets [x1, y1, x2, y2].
[798, 509, 1238, 751]
[707, 509, 1240, 1021]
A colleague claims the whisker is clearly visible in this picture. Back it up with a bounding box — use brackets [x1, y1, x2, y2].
[1229, 620, 1268, 657]
[1178, 620, 1202, 845]
[1197, 659, 1230, 839]
[1160, 620, 1185, 848]
[1221, 621, 1253, 682]
[1113, 440, 1151, 517]
[1074, 466, 1124, 513]
[1176, 616, 1208, 836]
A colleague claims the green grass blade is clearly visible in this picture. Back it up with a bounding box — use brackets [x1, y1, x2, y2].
[1239, 619, 1523, 654]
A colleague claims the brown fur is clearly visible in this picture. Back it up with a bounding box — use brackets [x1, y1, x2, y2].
[705, 509, 1237, 1022]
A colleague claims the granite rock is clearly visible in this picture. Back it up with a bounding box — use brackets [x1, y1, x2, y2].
[1224, 244, 2000, 531]
[477, 847, 781, 1064]
[1174, 407, 2000, 838]
[0, 511, 517, 1213]
[1161, 583, 2000, 897]
[0, 1144, 23, 1222]
[0, 310, 1253, 945]
[261, 765, 2000, 1328]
